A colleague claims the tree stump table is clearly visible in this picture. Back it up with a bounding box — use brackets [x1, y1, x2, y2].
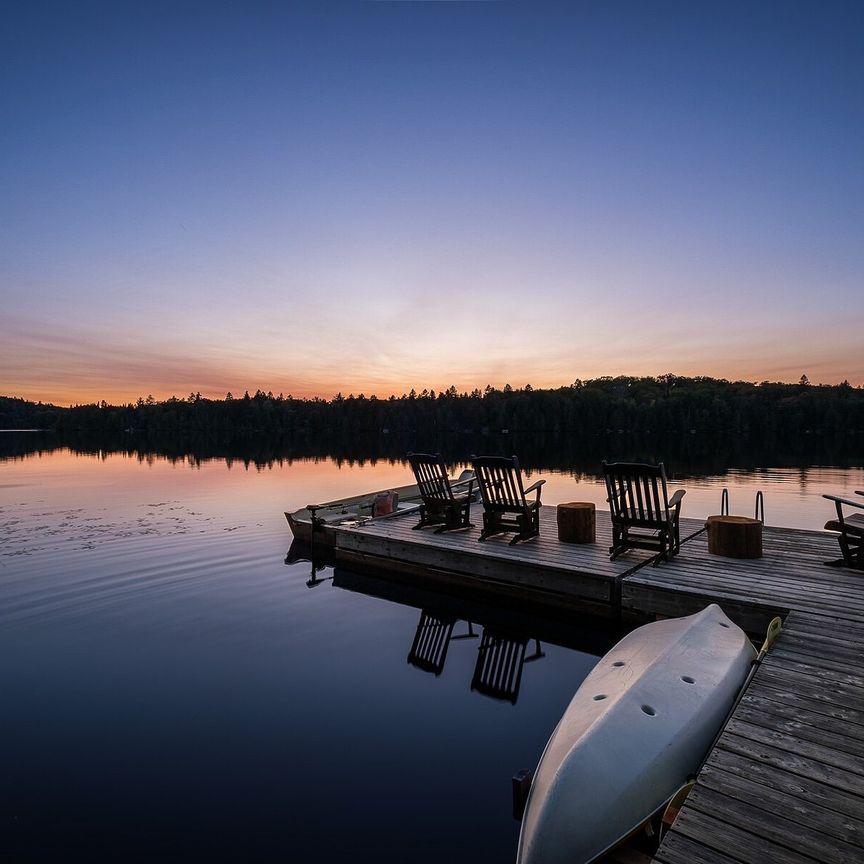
[706, 515, 762, 559]
[557, 502, 596, 544]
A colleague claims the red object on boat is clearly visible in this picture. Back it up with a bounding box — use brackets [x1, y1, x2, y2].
[372, 491, 398, 516]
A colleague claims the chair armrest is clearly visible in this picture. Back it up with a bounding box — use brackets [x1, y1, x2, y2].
[451, 477, 474, 490]
[823, 494, 864, 510]
[668, 489, 686, 508]
[857, 491, 864, 497]
[523, 479, 546, 496]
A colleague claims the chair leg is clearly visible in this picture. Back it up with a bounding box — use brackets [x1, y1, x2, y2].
[435, 505, 474, 534]
[412, 505, 428, 530]
[665, 508, 679, 556]
[609, 526, 628, 560]
[513, 529, 539, 545]
[507, 511, 538, 545]
[652, 533, 668, 566]
[478, 512, 498, 541]
[839, 536, 864, 570]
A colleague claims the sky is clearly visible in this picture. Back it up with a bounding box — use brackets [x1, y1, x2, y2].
[1, 1, 863, 405]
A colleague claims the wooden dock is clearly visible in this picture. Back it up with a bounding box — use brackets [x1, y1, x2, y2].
[330, 504, 864, 863]
[334, 504, 665, 619]
[624, 523, 864, 631]
[654, 612, 864, 864]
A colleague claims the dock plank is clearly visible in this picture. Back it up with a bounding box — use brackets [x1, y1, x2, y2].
[652, 831, 741, 864]
[720, 722, 864, 790]
[623, 523, 864, 626]
[683, 784, 862, 864]
[703, 748, 864, 825]
[734, 697, 864, 755]
[671, 804, 823, 863]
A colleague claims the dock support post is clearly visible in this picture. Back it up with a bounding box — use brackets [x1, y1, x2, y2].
[512, 769, 533, 821]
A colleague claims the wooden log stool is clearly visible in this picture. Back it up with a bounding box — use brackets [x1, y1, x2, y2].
[706, 515, 762, 559]
[557, 502, 596, 544]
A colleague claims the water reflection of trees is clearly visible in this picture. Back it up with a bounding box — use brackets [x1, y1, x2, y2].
[2, 427, 862, 475]
[4, 377, 864, 470]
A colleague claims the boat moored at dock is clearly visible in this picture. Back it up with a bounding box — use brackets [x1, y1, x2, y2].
[285, 470, 476, 546]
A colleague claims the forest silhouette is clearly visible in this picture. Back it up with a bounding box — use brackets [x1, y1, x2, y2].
[3, 375, 862, 436]
[2, 375, 862, 473]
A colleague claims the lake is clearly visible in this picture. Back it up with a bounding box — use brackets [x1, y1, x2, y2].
[1, 436, 862, 861]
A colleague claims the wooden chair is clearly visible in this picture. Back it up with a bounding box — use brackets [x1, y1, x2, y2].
[407, 452, 474, 533]
[823, 491, 864, 570]
[470, 455, 545, 545]
[603, 461, 685, 563]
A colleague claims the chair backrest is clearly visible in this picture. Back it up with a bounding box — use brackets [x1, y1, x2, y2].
[471, 455, 527, 511]
[603, 461, 672, 528]
[408, 453, 455, 504]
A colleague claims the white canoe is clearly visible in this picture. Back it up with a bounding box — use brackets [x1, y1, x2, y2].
[517, 604, 755, 864]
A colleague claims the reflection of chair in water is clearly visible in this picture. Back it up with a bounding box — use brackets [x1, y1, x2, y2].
[823, 491, 864, 570]
[471, 629, 545, 704]
[450, 621, 478, 642]
[407, 611, 457, 676]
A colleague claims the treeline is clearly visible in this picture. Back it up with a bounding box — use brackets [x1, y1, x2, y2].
[15, 375, 862, 440]
[5, 376, 864, 440]
[0, 396, 64, 430]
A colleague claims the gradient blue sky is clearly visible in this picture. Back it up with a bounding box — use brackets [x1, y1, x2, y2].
[2, 1, 862, 404]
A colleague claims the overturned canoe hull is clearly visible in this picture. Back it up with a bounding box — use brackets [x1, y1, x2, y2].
[517, 604, 755, 864]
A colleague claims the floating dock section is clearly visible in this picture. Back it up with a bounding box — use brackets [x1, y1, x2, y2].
[333, 504, 636, 618]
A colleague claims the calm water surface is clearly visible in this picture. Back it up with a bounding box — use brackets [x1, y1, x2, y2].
[1, 447, 862, 861]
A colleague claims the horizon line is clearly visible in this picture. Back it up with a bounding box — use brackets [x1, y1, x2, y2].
[4, 371, 862, 408]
